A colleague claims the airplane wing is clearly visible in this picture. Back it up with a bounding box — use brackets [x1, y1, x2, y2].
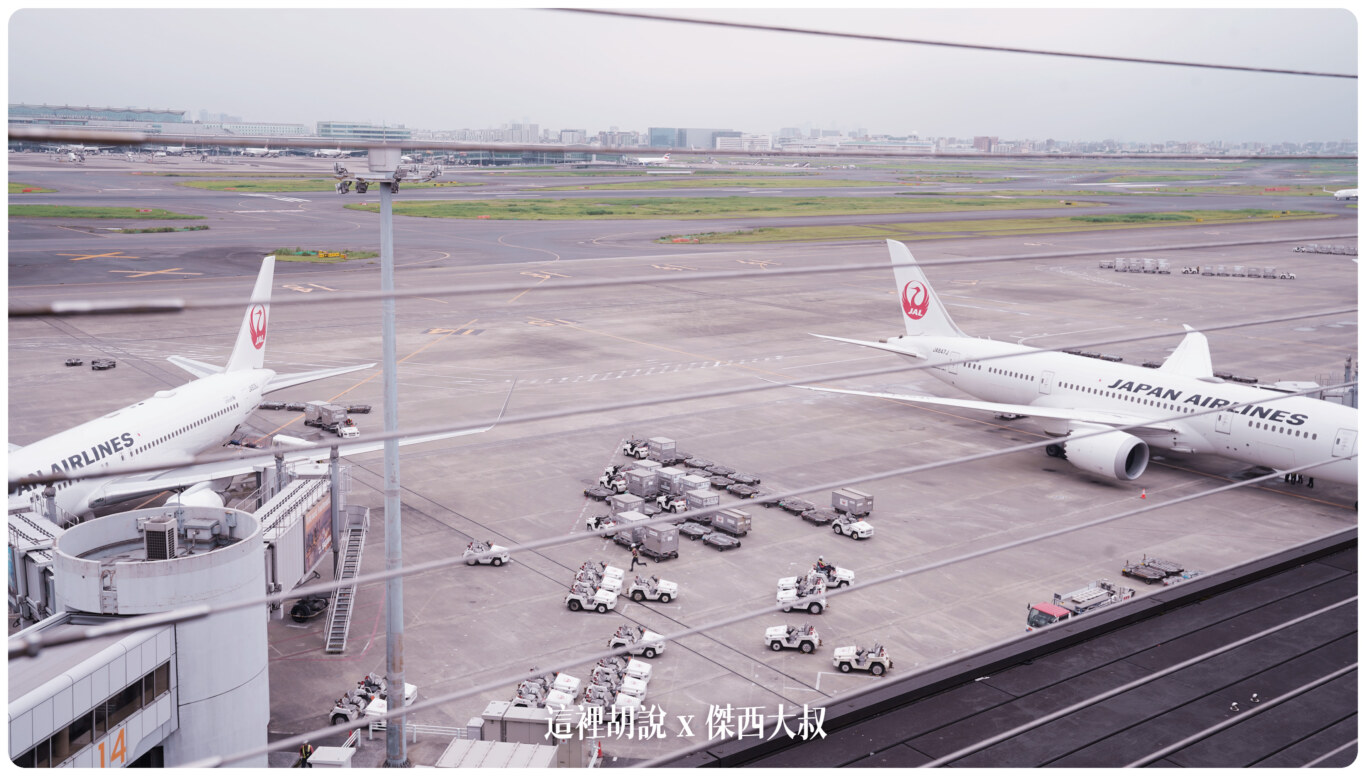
[167, 356, 225, 379]
[787, 384, 1182, 432]
[810, 334, 928, 359]
[87, 383, 515, 510]
[87, 421, 495, 509]
[264, 363, 377, 394]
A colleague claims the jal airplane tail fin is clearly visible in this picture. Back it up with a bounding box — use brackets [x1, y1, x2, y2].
[225, 256, 275, 372]
[886, 240, 965, 338]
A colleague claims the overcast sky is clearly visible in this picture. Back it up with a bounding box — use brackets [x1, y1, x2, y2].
[7, 7, 1358, 144]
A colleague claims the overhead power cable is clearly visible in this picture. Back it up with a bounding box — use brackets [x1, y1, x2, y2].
[8, 309, 1355, 493]
[9, 233, 1359, 317]
[557, 9, 1358, 80]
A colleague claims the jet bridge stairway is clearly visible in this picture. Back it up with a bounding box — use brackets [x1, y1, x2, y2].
[324, 517, 368, 654]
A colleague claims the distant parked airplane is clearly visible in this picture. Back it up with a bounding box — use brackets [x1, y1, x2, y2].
[629, 153, 671, 165]
[312, 147, 354, 158]
[1324, 186, 1358, 201]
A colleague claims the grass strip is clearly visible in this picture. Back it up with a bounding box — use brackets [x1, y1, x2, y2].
[9, 205, 204, 219]
[271, 247, 379, 263]
[343, 195, 1091, 221]
[659, 209, 1333, 243]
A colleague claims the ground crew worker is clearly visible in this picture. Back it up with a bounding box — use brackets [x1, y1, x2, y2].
[630, 545, 644, 571]
[300, 742, 314, 767]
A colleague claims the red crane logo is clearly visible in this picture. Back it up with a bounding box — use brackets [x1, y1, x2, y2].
[901, 281, 929, 320]
[249, 305, 267, 349]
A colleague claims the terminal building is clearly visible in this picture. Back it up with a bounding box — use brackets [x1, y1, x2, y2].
[9, 461, 369, 767]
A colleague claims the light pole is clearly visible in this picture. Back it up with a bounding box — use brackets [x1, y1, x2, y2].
[335, 148, 439, 767]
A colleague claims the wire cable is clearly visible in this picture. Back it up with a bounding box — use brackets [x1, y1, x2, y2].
[919, 597, 1357, 767]
[556, 9, 1359, 80]
[1124, 663, 1358, 767]
[10, 232, 1359, 317]
[1301, 739, 1357, 768]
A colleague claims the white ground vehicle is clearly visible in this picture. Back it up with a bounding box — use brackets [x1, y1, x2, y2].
[463, 539, 510, 566]
[598, 472, 627, 494]
[655, 493, 687, 512]
[329, 673, 417, 725]
[627, 575, 679, 603]
[622, 438, 649, 459]
[608, 624, 667, 658]
[566, 582, 618, 613]
[807, 561, 855, 588]
[765, 624, 822, 653]
[833, 643, 892, 675]
[776, 576, 827, 614]
[831, 514, 875, 540]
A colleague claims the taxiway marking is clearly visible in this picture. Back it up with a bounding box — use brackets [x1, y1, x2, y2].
[58, 251, 140, 262]
[108, 267, 202, 279]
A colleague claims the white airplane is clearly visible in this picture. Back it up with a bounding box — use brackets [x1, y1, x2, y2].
[312, 147, 354, 158]
[240, 145, 280, 158]
[8, 257, 497, 520]
[793, 240, 1358, 486]
[630, 153, 671, 165]
[1324, 186, 1358, 201]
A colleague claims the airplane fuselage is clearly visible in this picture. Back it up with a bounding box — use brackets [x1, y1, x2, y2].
[9, 369, 275, 517]
[889, 335, 1358, 485]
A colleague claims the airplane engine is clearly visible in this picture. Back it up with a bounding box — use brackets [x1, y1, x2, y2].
[170, 481, 225, 509]
[1062, 423, 1149, 481]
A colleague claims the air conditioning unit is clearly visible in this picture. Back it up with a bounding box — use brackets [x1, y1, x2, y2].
[144, 514, 178, 560]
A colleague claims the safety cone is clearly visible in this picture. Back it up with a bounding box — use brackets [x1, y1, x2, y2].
[1140, 489, 1147, 499]
[596, 741, 603, 761]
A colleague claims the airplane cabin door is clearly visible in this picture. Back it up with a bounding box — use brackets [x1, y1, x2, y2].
[1039, 370, 1054, 395]
[1215, 412, 1232, 435]
[1332, 428, 1357, 457]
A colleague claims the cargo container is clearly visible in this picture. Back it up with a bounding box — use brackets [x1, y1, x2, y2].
[640, 525, 679, 561]
[609, 493, 645, 515]
[647, 436, 678, 463]
[625, 469, 660, 498]
[612, 511, 651, 547]
[831, 488, 874, 517]
[684, 488, 719, 512]
[712, 508, 751, 537]
[655, 467, 687, 495]
[679, 474, 710, 493]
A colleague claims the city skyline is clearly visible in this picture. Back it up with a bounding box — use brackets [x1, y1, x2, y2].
[8, 8, 1357, 145]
